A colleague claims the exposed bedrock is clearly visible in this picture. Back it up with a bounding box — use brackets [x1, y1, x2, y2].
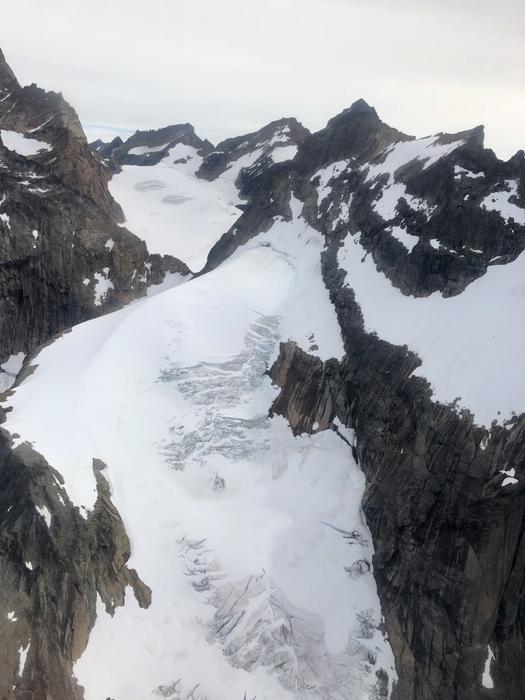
[0, 417, 151, 699]
[0, 50, 188, 366]
[269, 285, 525, 700]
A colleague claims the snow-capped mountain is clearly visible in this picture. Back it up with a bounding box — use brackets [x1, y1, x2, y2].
[0, 49, 524, 700]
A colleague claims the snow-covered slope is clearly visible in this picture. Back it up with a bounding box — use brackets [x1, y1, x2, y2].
[108, 120, 307, 272]
[4, 201, 393, 699]
[109, 142, 240, 270]
[338, 234, 525, 426]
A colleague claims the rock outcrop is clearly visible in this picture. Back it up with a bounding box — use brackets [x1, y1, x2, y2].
[0, 50, 187, 371]
[261, 103, 525, 699]
[197, 117, 309, 183]
[0, 418, 151, 699]
[190, 98, 525, 698]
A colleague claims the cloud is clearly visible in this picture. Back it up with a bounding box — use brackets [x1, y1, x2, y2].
[2, 0, 523, 157]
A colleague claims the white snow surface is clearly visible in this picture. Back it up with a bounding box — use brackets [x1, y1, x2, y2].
[364, 135, 466, 222]
[312, 160, 352, 204]
[0, 130, 51, 156]
[0, 352, 25, 392]
[481, 180, 525, 225]
[127, 142, 172, 156]
[500, 467, 519, 487]
[389, 225, 419, 252]
[4, 202, 393, 699]
[36, 504, 52, 528]
[18, 643, 29, 676]
[93, 268, 114, 306]
[454, 165, 484, 180]
[482, 646, 495, 689]
[109, 143, 241, 271]
[365, 135, 465, 184]
[338, 235, 525, 426]
[271, 144, 298, 163]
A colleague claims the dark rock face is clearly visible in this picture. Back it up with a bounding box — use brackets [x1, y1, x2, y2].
[197, 116, 310, 183]
[89, 135, 123, 154]
[306, 121, 525, 298]
[195, 100, 525, 698]
[269, 294, 525, 700]
[295, 99, 411, 174]
[259, 108, 525, 698]
[109, 123, 213, 166]
[0, 424, 151, 699]
[0, 50, 188, 367]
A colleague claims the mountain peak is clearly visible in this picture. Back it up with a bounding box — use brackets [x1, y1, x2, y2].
[295, 100, 410, 173]
[0, 48, 20, 92]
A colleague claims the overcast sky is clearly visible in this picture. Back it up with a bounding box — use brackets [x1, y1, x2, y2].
[2, 0, 524, 158]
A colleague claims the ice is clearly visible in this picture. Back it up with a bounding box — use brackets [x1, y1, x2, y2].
[0, 130, 51, 156]
[338, 235, 525, 426]
[5, 197, 392, 699]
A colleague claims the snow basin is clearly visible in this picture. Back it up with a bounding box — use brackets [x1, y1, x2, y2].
[0, 130, 51, 156]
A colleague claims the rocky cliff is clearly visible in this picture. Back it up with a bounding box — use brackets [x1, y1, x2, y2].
[197, 98, 525, 698]
[0, 49, 524, 700]
[0, 50, 188, 373]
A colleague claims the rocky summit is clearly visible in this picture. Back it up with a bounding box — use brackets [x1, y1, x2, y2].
[0, 48, 524, 700]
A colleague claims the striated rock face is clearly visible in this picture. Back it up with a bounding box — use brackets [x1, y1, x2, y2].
[0, 419, 151, 699]
[294, 99, 411, 174]
[0, 49, 116, 216]
[0, 50, 187, 369]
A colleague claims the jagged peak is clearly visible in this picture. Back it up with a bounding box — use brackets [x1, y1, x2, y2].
[110, 122, 213, 166]
[326, 98, 380, 128]
[123, 122, 200, 146]
[0, 48, 20, 92]
[213, 116, 310, 154]
[294, 100, 410, 173]
[434, 124, 485, 149]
